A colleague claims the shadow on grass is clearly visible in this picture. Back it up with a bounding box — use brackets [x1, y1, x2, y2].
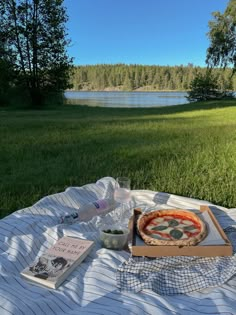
[64, 98, 236, 117]
[2, 98, 235, 118]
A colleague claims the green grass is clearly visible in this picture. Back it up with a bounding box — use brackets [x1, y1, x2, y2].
[1, 99, 236, 218]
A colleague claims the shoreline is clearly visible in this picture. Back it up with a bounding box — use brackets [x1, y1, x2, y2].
[65, 89, 189, 93]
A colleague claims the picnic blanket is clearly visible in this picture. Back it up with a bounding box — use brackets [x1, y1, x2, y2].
[1, 176, 236, 315]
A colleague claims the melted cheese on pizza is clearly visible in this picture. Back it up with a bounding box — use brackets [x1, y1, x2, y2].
[144, 214, 201, 241]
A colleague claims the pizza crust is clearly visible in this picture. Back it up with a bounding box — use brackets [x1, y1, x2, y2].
[137, 209, 207, 246]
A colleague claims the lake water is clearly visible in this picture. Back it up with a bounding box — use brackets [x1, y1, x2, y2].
[64, 91, 189, 108]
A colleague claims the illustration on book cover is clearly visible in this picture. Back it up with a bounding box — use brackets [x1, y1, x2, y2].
[29, 254, 72, 280]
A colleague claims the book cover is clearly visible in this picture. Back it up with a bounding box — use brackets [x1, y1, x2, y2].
[21, 236, 94, 289]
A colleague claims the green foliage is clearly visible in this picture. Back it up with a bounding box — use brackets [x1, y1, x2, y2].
[70, 64, 236, 92]
[0, 0, 73, 107]
[187, 71, 226, 102]
[206, 0, 236, 74]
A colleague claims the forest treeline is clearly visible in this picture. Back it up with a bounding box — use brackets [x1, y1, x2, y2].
[70, 64, 236, 91]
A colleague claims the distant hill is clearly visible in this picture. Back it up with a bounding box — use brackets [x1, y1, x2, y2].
[70, 64, 236, 92]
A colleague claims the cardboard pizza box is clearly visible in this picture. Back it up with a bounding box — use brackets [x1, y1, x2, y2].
[129, 206, 233, 257]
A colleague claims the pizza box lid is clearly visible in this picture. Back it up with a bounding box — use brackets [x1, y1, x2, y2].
[129, 206, 233, 257]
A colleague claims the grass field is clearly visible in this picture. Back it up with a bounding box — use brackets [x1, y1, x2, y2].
[1, 99, 236, 218]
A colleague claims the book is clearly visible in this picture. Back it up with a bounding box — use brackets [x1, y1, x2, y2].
[21, 236, 94, 289]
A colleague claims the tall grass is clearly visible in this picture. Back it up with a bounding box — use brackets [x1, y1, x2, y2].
[0, 99, 236, 218]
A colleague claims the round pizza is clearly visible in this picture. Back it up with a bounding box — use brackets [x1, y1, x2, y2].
[137, 209, 207, 246]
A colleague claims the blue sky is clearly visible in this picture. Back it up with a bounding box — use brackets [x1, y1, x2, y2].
[64, 0, 229, 67]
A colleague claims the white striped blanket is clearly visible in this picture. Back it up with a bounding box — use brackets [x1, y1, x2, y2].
[1, 176, 236, 315]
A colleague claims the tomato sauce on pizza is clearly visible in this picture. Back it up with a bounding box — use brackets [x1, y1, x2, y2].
[137, 209, 207, 246]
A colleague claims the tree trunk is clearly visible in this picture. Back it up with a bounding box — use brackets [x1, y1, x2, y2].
[30, 87, 43, 107]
